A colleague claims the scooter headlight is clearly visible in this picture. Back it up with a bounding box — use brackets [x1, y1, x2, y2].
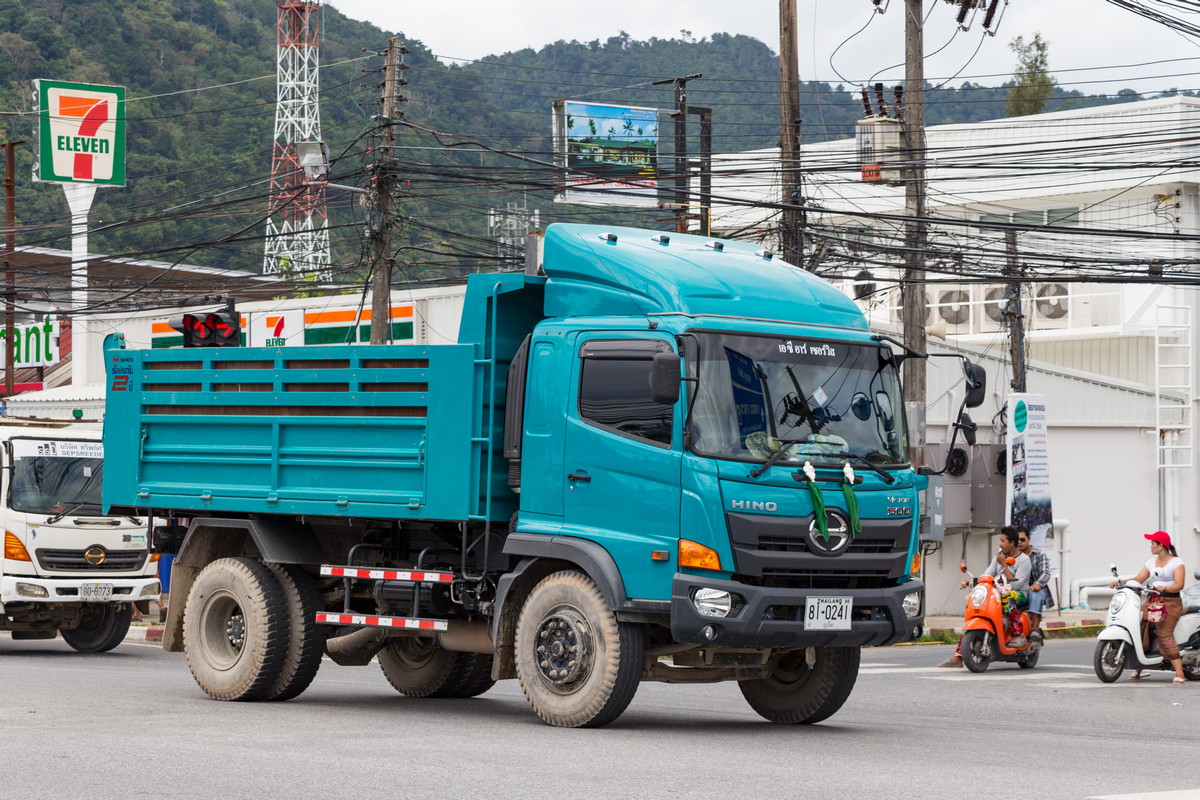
[970, 585, 989, 608]
[1109, 592, 1126, 615]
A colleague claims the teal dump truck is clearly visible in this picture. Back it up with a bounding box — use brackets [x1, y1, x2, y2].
[102, 223, 984, 727]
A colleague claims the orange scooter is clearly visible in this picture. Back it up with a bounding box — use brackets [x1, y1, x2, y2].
[957, 561, 1041, 672]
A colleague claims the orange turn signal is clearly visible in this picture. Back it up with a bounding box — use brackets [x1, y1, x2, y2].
[4, 531, 32, 561]
[910, 553, 922, 575]
[150, 553, 161, 562]
[679, 539, 722, 571]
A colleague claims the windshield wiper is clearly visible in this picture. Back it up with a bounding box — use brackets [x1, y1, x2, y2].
[823, 452, 897, 485]
[748, 438, 806, 479]
[46, 503, 87, 524]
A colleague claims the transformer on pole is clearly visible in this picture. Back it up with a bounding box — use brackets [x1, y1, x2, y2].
[264, 0, 330, 281]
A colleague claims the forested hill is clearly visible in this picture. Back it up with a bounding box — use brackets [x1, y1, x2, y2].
[0, 0, 1153, 284]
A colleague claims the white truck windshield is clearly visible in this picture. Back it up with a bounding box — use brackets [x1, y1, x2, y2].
[8, 439, 105, 515]
[688, 333, 907, 467]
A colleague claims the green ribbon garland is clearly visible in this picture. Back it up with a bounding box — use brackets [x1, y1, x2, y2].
[805, 463, 828, 541]
[841, 478, 862, 539]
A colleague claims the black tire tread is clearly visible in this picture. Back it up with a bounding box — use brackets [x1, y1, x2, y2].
[738, 645, 860, 724]
[263, 563, 325, 701]
[61, 604, 133, 653]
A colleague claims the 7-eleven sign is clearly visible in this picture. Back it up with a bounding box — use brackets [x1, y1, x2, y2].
[35, 79, 126, 186]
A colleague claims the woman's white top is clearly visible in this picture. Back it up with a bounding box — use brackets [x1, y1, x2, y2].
[1145, 556, 1184, 590]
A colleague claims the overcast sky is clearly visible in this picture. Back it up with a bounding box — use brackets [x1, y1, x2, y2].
[322, 0, 1200, 96]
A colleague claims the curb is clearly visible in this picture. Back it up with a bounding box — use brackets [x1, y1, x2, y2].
[126, 625, 165, 643]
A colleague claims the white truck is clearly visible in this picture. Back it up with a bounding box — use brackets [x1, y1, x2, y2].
[0, 421, 160, 651]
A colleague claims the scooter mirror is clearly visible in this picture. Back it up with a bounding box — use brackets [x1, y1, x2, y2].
[959, 562, 967, 573]
[1005, 557, 1015, 566]
[1110, 564, 1119, 577]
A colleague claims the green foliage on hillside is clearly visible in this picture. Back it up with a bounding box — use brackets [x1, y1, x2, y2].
[0, 1, 1154, 288]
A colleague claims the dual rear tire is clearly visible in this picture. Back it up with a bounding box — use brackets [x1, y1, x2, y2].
[182, 557, 323, 701]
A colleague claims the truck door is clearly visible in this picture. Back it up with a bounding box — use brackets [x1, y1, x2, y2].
[561, 336, 681, 601]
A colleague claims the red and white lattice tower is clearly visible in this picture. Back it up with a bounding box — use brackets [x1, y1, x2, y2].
[263, 0, 330, 279]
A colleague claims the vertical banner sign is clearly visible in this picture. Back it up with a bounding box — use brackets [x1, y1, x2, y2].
[1006, 393, 1058, 577]
[35, 80, 126, 186]
[552, 100, 659, 206]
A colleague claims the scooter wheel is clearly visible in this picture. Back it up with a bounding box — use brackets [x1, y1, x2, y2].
[1093, 640, 1125, 683]
[961, 630, 992, 673]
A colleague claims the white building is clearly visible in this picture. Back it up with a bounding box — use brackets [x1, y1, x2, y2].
[712, 97, 1200, 613]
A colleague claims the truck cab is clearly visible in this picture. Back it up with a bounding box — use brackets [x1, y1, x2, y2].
[0, 423, 160, 651]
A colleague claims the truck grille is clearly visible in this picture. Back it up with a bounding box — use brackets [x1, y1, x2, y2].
[35, 548, 149, 572]
[726, 513, 913, 590]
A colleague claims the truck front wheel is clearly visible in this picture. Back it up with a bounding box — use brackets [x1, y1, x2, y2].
[738, 646, 860, 724]
[61, 603, 133, 653]
[183, 557, 289, 701]
[515, 570, 643, 728]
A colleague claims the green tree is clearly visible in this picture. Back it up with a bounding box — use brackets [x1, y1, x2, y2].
[1006, 33, 1057, 117]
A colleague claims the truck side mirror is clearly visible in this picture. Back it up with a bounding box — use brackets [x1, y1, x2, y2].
[957, 411, 977, 446]
[962, 360, 986, 408]
[650, 352, 682, 404]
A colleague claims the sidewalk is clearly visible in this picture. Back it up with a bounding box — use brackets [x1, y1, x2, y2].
[924, 606, 1105, 635]
[126, 611, 167, 644]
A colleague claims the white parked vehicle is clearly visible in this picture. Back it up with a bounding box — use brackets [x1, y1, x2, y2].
[0, 422, 160, 652]
[1093, 564, 1200, 682]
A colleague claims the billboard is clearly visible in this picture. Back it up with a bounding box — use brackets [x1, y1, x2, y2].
[553, 100, 659, 206]
[35, 80, 126, 186]
[0, 320, 60, 369]
[1005, 393, 1058, 576]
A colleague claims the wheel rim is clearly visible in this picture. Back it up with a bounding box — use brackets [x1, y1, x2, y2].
[533, 604, 593, 693]
[770, 651, 812, 686]
[200, 589, 247, 670]
[1099, 642, 1123, 678]
[388, 637, 440, 669]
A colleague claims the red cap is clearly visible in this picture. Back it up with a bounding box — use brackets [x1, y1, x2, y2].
[1145, 530, 1173, 548]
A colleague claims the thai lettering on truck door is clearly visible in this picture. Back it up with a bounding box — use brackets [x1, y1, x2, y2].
[561, 336, 682, 601]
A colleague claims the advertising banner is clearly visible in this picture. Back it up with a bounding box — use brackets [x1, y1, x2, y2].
[0, 320, 59, 368]
[35, 79, 126, 186]
[553, 100, 659, 206]
[1005, 393, 1058, 577]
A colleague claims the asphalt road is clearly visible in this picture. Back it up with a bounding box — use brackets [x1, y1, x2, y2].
[1, 635, 1196, 800]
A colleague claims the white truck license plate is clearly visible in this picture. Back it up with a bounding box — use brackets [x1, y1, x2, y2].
[804, 596, 852, 630]
[80, 583, 113, 602]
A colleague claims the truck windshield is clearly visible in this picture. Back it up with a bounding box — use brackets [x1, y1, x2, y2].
[7, 439, 105, 515]
[688, 333, 907, 467]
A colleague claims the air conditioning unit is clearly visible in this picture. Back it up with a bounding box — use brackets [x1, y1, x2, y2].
[1029, 282, 1092, 330]
[975, 285, 1010, 334]
[889, 288, 931, 328]
[933, 287, 972, 335]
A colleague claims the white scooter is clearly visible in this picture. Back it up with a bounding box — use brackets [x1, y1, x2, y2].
[1093, 564, 1200, 682]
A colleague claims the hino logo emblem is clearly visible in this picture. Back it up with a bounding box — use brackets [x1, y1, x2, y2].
[83, 546, 108, 566]
[806, 511, 852, 556]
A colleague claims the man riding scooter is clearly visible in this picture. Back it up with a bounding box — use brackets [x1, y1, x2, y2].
[939, 527, 1032, 667]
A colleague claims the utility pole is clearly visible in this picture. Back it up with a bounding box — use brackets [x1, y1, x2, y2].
[900, 0, 928, 465]
[369, 37, 403, 345]
[653, 74, 701, 233]
[778, 0, 804, 264]
[3, 141, 23, 397]
[1005, 229, 1027, 392]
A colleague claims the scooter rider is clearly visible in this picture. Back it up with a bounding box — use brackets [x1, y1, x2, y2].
[1018, 529, 1052, 637]
[1110, 530, 1187, 684]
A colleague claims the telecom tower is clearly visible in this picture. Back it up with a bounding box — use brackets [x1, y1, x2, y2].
[263, 0, 330, 280]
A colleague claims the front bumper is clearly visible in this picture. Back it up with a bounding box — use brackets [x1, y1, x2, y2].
[0, 575, 160, 607]
[671, 574, 923, 648]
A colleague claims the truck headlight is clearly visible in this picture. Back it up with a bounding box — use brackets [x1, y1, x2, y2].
[692, 588, 737, 618]
[139, 581, 161, 597]
[16, 582, 49, 598]
[902, 591, 921, 618]
[970, 585, 988, 608]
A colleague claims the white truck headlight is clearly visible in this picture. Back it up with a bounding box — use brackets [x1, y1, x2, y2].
[16, 582, 49, 598]
[902, 591, 921, 618]
[692, 588, 735, 618]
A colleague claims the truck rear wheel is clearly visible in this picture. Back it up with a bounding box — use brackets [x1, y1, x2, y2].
[515, 570, 643, 728]
[738, 646, 860, 724]
[183, 557, 289, 701]
[437, 654, 496, 698]
[378, 637, 478, 697]
[263, 564, 325, 701]
[61, 604, 133, 653]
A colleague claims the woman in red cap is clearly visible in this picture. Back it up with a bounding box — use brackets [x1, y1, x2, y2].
[1126, 531, 1187, 683]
